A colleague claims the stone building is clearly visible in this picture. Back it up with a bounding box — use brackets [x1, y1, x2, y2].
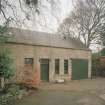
[5, 28, 91, 85]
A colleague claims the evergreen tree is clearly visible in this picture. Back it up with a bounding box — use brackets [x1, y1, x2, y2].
[0, 48, 14, 78]
[100, 48, 105, 56]
[0, 25, 14, 89]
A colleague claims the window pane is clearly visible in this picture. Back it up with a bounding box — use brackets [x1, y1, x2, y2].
[64, 60, 68, 74]
[55, 59, 59, 74]
[25, 58, 33, 65]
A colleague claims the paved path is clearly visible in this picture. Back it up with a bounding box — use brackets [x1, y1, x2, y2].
[16, 78, 105, 105]
[16, 90, 105, 105]
[39, 78, 105, 92]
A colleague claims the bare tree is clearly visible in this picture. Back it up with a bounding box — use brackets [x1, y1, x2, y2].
[99, 23, 105, 46]
[0, 0, 38, 25]
[58, 0, 105, 48]
[0, 0, 61, 28]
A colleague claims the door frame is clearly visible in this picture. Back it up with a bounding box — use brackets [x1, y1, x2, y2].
[40, 59, 49, 82]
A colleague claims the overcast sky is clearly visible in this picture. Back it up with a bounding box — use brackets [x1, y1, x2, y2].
[0, 0, 101, 51]
[23, 0, 73, 33]
[0, 0, 73, 33]
[9, 0, 73, 33]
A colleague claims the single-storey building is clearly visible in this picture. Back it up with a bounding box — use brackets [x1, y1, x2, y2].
[4, 28, 91, 85]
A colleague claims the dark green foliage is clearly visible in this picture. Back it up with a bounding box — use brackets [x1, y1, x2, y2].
[0, 94, 15, 105]
[100, 24, 105, 46]
[0, 48, 14, 78]
[7, 84, 20, 96]
[100, 48, 105, 56]
[92, 53, 100, 76]
[0, 25, 14, 79]
[0, 26, 7, 43]
[0, 25, 11, 44]
[92, 53, 100, 68]
[101, 34, 105, 46]
[0, 26, 7, 35]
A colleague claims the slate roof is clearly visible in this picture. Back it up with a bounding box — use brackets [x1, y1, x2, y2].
[8, 28, 89, 51]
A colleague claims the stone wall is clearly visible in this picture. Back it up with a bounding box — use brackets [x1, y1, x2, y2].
[4, 43, 91, 83]
[35, 46, 91, 82]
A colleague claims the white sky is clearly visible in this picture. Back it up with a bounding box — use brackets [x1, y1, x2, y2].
[9, 0, 73, 33]
[23, 0, 73, 33]
[0, 0, 73, 33]
[0, 0, 101, 52]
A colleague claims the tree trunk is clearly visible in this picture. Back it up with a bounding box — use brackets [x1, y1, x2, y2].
[1, 77, 5, 89]
[0, 0, 1, 13]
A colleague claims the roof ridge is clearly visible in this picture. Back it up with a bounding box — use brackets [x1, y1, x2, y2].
[9, 27, 56, 36]
[7, 27, 90, 51]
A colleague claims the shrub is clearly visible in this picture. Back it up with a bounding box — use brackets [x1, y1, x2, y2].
[0, 94, 15, 105]
[6, 84, 20, 96]
[100, 48, 105, 56]
[0, 48, 14, 78]
[0, 48, 15, 89]
[92, 53, 100, 76]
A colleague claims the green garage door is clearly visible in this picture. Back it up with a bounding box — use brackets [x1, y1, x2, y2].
[72, 59, 88, 80]
[40, 59, 49, 81]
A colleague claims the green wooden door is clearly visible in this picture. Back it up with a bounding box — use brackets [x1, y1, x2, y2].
[40, 59, 49, 81]
[72, 59, 88, 80]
